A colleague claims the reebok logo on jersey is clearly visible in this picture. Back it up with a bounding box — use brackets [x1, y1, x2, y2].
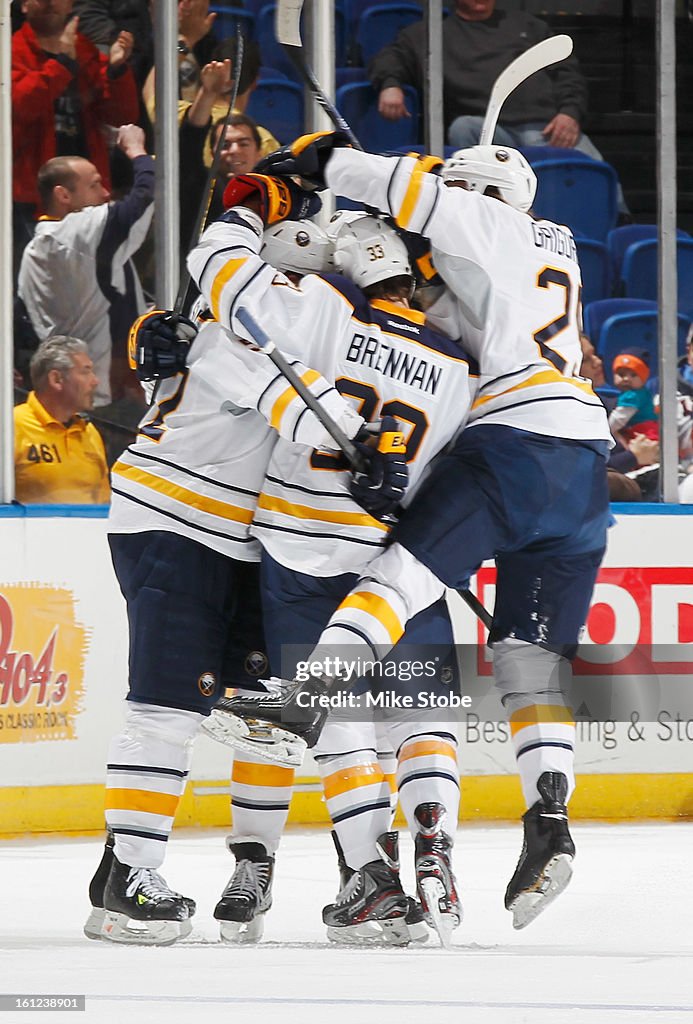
[387, 319, 420, 334]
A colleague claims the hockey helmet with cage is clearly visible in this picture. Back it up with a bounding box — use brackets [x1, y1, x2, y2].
[331, 214, 413, 290]
[261, 220, 334, 275]
[440, 145, 537, 213]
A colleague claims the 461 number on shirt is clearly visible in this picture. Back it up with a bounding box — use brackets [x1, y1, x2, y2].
[26, 443, 62, 464]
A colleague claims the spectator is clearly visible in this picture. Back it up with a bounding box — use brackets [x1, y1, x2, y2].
[11, 0, 139, 271]
[579, 333, 658, 500]
[609, 348, 659, 448]
[17, 124, 154, 413]
[371, 1, 613, 168]
[142, 0, 220, 115]
[14, 336, 110, 505]
[71, 1, 153, 86]
[180, 101, 263, 257]
[678, 323, 693, 398]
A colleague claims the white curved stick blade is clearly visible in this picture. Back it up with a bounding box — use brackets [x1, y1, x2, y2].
[479, 34, 574, 147]
[275, 0, 304, 48]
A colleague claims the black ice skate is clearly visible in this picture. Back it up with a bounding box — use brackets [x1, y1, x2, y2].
[83, 829, 194, 942]
[323, 833, 410, 947]
[202, 677, 330, 766]
[414, 803, 462, 949]
[330, 830, 428, 945]
[101, 854, 195, 946]
[505, 771, 576, 930]
[214, 837, 275, 944]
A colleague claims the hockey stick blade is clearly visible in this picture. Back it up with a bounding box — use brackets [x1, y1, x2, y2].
[479, 35, 573, 147]
[275, 0, 363, 150]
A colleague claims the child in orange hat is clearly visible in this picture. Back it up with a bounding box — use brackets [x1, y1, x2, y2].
[608, 347, 659, 448]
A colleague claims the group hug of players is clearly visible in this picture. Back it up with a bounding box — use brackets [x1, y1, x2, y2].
[83, 132, 611, 949]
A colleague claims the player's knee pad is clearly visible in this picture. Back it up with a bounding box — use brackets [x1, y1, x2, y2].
[384, 717, 458, 758]
[362, 542, 446, 623]
[492, 638, 572, 710]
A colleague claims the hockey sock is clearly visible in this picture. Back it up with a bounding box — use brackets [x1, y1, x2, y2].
[374, 728, 398, 821]
[230, 750, 295, 855]
[390, 727, 460, 835]
[317, 748, 392, 870]
[105, 702, 204, 869]
[508, 703, 576, 807]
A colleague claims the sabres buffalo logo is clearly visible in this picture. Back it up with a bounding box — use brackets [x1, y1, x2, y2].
[244, 650, 269, 677]
[198, 672, 217, 697]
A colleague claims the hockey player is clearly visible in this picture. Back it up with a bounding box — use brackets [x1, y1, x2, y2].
[217, 133, 613, 930]
[84, 208, 401, 946]
[187, 203, 476, 947]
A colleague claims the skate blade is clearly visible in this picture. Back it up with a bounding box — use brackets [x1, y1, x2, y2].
[419, 877, 459, 950]
[201, 711, 306, 768]
[219, 916, 264, 944]
[326, 918, 410, 947]
[100, 910, 192, 946]
[407, 918, 430, 944]
[509, 853, 573, 930]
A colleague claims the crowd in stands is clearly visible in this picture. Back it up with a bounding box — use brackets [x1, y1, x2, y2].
[8, 0, 692, 504]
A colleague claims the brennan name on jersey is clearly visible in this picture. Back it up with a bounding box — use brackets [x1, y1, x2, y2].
[345, 332, 444, 395]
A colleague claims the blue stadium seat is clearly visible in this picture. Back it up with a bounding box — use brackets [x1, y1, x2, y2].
[245, 78, 303, 144]
[336, 81, 420, 152]
[256, 3, 347, 79]
[583, 298, 657, 346]
[209, 5, 255, 40]
[519, 146, 595, 167]
[336, 66, 369, 88]
[598, 311, 692, 385]
[620, 238, 693, 315]
[575, 238, 612, 307]
[257, 65, 288, 80]
[356, 3, 422, 65]
[532, 158, 619, 242]
[607, 224, 691, 288]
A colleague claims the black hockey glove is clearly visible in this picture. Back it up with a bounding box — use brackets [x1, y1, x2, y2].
[254, 130, 352, 190]
[349, 416, 408, 520]
[128, 310, 198, 382]
[222, 173, 322, 225]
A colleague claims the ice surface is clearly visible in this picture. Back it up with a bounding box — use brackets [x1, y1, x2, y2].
[2, 822, 693, 1024]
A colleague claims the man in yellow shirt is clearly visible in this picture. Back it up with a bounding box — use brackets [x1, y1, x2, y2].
[14, 336, 110, 505]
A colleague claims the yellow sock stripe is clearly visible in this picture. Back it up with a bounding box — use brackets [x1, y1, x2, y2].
[269, 370, 321, 431]
[232, 761, 295, 787]
[322, 762, 385, 801]
[338, 591, 404, 645]
[395, 162, 426, 230]
[384, 772, 397, 794]
[257, 492, 389, 531]
[509, 704, 575, 737]
[104, 788, 180, 816]
[398, 739, 457, 764]
[112, 461, 254, 524]
[210, 257, 248, 321]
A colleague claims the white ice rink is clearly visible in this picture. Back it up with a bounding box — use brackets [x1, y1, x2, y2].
[3, 822, 693, 1024]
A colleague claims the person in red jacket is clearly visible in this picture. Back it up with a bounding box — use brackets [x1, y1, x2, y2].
[12, 0, 138, 270]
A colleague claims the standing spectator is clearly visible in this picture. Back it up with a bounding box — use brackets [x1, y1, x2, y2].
[17, 124, 153, 413]
[11, 0, 139, 272]
[71, 1, 153, 86]
[371, 1, 607, 161]
[14, 336, 110, 505]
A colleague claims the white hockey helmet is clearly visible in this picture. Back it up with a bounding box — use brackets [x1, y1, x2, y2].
[261, 220, 334, 275]
[440, 144, 537, 213]
[331, 213, 413, 290]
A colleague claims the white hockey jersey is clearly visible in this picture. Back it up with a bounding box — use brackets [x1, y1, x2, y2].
[325, 149, 613, 445]
[188, 211, 477, 576]
[109, 313, 364, 561]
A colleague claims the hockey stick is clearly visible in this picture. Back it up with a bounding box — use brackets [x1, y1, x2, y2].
[148, 25, 245, 403]
[235, 307, 367, 473]
[236, 307, 493, 631]
[479, 35, 574, 146]
[275, 0, 363, 150]
[175, 26, 246, 316]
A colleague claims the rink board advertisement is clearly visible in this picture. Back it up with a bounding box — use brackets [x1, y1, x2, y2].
[0, 506, 692, 833]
